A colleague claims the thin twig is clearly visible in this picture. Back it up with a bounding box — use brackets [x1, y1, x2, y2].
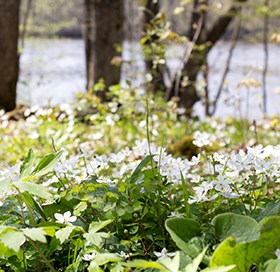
[20, 0, 33, 49]
[209, 15, 241, 116]
[166, 15, 204, 100]
[262, 0, 269, 115]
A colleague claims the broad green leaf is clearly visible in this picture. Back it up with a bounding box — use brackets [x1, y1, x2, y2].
[210, 238, 237, 269]
[165, 218, 201, 257]
[210, 216, 280, 272]
[212, 213, 260, 243]
[14, 181, 52, 200]
[125, 260, 167, 271]
[88, 220, 113, 234]
[0, 229, 26, 253]
[29, 151, 62, 178]
[88, 261, 103, 272]
[83, 232, 110, 247]
[41, 226, 59, 237]
[22, 192, 47, 220]
[130, 155, 153, 183]
[159, 251, 180, 272]
[263, 259, 280, 272]
[20, 149, 35, 179]
[55, 225, 75, 244]
[111, 263, 124, 272]
[258, 216, 280, 260]
[185, 247, 208, 272]
[22, 228, 47, 243]
[94, 253, 122, 266]
[201, 265, 236, 272]
[73, 201, 88, 216]
[0, 178, 12, 195]
[258, 201, 280, 220]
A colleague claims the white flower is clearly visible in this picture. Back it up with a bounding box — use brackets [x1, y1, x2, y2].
[193, 131, 212, 147]
[154, 248, 176, 259]
[190, 154, 201, 166]
[230, 151, 252, 171]
[204, 162, 215, 175]
[188, 181, 215, 204]
[167, 212, 184, 218]
[275, 249, 280, 259]
[212, 174, 235, 197]
[133, 139, 155, 156]
[54, 211, 77, 224]
[117, 251, 130, 259]
[254, 158, 272, 173]
[83, 252, 97, 261]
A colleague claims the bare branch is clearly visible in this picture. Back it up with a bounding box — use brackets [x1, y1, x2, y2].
[262, 0, 269, 114]
[206, 0, 247, 48]
[209, 14, 242, 116]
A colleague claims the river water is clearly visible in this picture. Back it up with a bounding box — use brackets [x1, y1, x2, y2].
[18, 39, 280, 119]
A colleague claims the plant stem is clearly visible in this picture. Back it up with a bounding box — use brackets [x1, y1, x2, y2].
[29, 239, 56, 272]
[14, 186, 36, 226]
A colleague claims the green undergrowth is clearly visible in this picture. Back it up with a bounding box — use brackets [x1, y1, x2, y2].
[0, 90, 279, 271]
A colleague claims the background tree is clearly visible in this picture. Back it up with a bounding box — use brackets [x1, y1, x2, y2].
[141, 0, 249, 114]
[0, 0, 20, 112]
[84, 0, 124, 100]
[142, 0, 166, 93]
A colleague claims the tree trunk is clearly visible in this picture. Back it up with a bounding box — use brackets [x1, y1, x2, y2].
[171, 0, 247, 113]
[0, 0, 20, 112]
[84, 0, 124, 100]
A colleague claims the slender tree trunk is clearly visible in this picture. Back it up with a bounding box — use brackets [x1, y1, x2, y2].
[171, 0, 247, 113]
[170, 0, 208, 112]
[0, 0, 20, 112]
[84, 0, 124, 100]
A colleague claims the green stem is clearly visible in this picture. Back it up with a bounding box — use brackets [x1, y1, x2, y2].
[14, 186, 36, 226]
[29, 239, 56, 272]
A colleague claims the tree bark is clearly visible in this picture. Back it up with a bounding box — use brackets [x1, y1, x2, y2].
[169, 0, 207, 112]
[172, 0, 247, 113]
[84, 0, 124, 100]
[0, 0, 20, 112]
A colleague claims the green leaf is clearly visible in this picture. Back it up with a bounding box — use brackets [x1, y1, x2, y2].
[258, 216, 280, 260]
[165, 218, 201, 257]
[159, 251, 180, 272]
[14, 181, 52, 200]
[212, 213, 260, 243]
[22, 228, 47, 243]
[111, 263, 124, 272]
[201, 265, 236, 272]
[125, 260, 167, 271]
[130, 155, 153, 183]
[263, 259, 280, 272]
[210, 238, 237, 269]
[29, 151, 62, 179]
[0, 229, 26, 253]
[185, 247, 208, 272]
[0, 178, 12, 195]
[73, 201, 88, 216]
[88, 220, 113, 234]
[41, 226, 59, 237]
[210, 216, 280, 272]
[258, 201, 280, 220]
[83, 231, 110, 247]
[55, 225, 75, 244]
[22, 192, 47, 220]
[94, 253, 122, 266]
[20, 149, 35, 179]
[88, 261, 103, 272]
